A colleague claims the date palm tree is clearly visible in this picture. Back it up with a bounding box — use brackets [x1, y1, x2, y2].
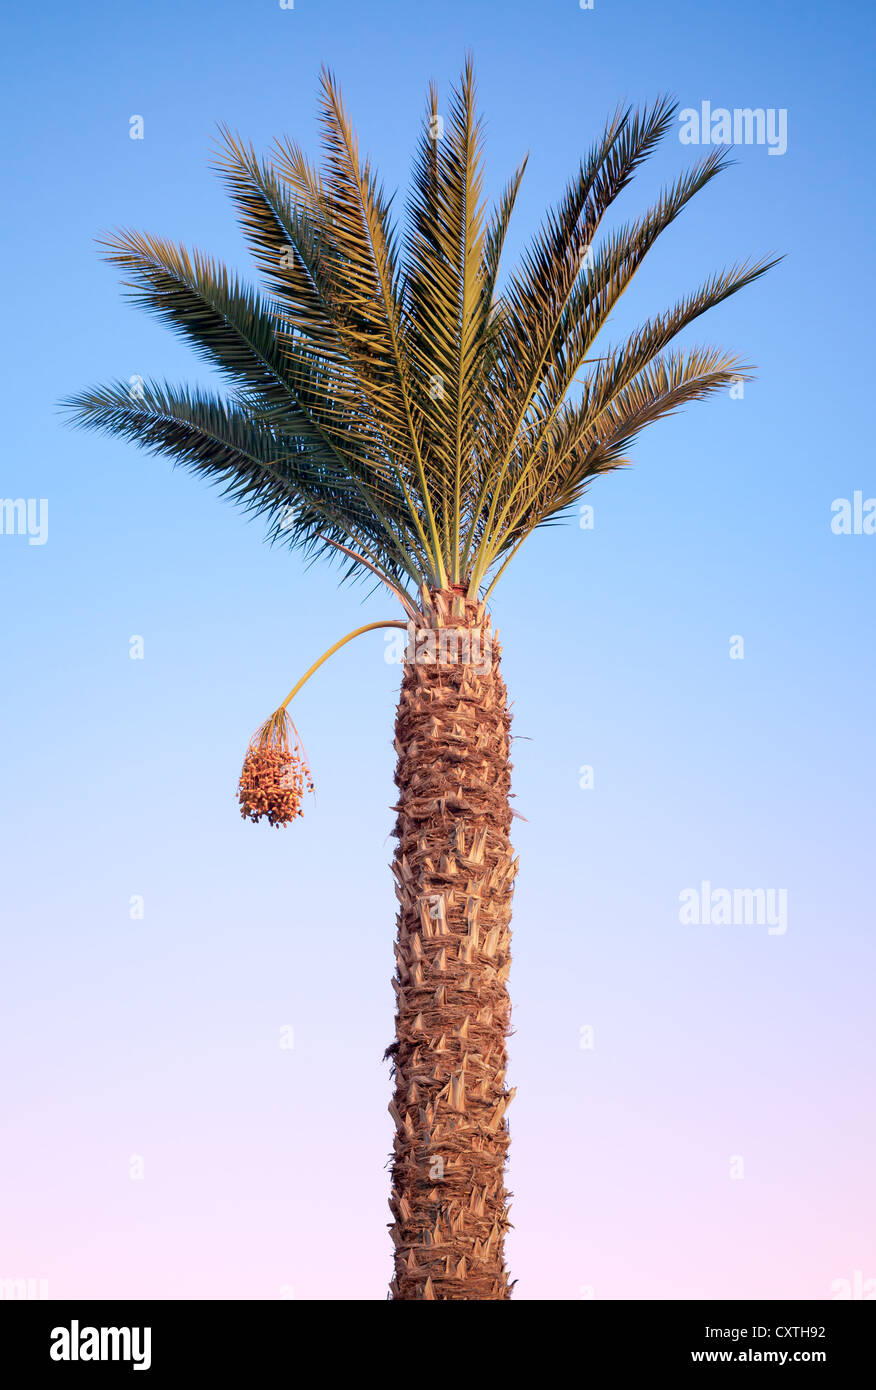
[65, 60, 775, 1300]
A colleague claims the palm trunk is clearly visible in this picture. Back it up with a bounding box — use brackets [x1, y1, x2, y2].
[387, 588, 517, 1300]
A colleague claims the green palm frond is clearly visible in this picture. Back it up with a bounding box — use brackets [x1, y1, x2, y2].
[479, 346, 748, 597]
[212, 128, 346, 365]
[63, 379, 421, 588]
[466, 254, 777, 586]
[64, 61, 778, 608]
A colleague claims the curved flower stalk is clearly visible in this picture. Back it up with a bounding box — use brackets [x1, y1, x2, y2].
[239, 619, 407, 826]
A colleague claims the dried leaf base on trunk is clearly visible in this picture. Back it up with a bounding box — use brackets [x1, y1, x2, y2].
[388, 590, 517, 1300]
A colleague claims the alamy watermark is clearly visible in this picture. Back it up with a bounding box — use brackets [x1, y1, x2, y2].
[679, 881, 788, 935]
[831, 1270, 875, 1299]
[50, 1322, 151, 1371]
[0, 1277, 49, 1300]
[1, 498, 48, 545]
[830, 491, 876, 535]
[384, 621, 493, 675]
[679, 101, 787, 156]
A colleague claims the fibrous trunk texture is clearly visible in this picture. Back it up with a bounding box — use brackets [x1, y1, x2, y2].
[387, 588, 517, 1300]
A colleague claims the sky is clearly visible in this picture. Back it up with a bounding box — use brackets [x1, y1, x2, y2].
[1, 0, 874, 1300]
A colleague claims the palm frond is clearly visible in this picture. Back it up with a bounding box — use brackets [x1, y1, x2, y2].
[405, 56, 494, 579]
[61, 379, 421, 586]
[482, 347, 749, 589]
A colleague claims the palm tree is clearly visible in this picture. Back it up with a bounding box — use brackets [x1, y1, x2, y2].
[65, 59, 776, 1300]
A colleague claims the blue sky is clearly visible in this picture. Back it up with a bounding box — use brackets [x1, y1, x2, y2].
[1, 0, 874, 1298]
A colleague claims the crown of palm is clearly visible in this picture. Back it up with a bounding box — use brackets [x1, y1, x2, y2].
[65, 59, 776, 606]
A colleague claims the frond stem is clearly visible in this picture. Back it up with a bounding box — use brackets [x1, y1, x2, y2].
[318, 537, 420, 620]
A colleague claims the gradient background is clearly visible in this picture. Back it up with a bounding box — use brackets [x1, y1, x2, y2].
[1, 0, 874, 1300]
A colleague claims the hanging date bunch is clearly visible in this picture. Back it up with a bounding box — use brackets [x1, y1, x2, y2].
[238, 707, 313, 827]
